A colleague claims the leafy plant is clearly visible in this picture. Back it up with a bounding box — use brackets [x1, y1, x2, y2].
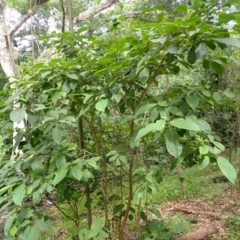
[1, 1, 240, 239]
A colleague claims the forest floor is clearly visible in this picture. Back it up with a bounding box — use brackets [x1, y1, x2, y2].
[39, 165, 240, 240]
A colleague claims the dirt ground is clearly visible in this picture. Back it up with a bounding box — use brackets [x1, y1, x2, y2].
[155, 186, 240, 239]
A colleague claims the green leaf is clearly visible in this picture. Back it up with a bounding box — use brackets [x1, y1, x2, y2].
[175, 4, 187, 13]
[52, 125, 64, 144]
[170, 118, 201, 131]
[213, 92, 221, 101]
[62, 80, 71, 94]
[150, 36, 167, 44]
[41, 71, 51, 78]
[87, 159, 98, 169]
[187, 46, 196, 64]
[217, 156, 237, 184]
[139, 68, 150, 84]
[10, 108, 26, 123]
[168, 106, 183, 116]
[55, 155, 67, 168]
[166, 128, 182, 157]
[149, 208, 161, 218]
[212, 141, 225, 151]
[5, 214, 16, 233]
[0, 184, 15, 194]
[212, 38, 240, 48]
[211, 61, 223, 75]
[22, 226, 39, 240]
[53, 167, 68, 185]
[186, 95, 199, 111]
[152, 119, 166, 133]
[65, 73, 78, 80]
[198, 156, 210, 170]
[95, 99, 108, 112]
[135, 103, 157, 116]
[223, 90, 235, 98]
[167, 44, 178, 54]
[71, 165, 82, 181]
[199, 145, 209, 155]
[36, 218, 48, 231]
[31, 158, 45, 174]
[13, 183, 26, 206]
[70, 80, 78, 90]
[82, 169, 94, 182]
[195, 43, 207, 60]
[134, 123, 155, 141]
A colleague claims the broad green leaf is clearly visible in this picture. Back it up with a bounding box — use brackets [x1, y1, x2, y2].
[71, 165, 82, 181]
[186, 95, 199, 111]
[149, 208, 161, 218]
[31, 158, 45, 174]
[65, 73, 78, 80]
[139, 68, 150, 84]
[10, 108, 26, 123]
[4, 214, 17, 233]
[152, 119, 166, 133]
[95, 99, 108, 112]
[33, 191, 41, 204]
[62, 80, 71, 94]
[175, 4, 187, 13]
[223, 90, 235, 98]
[86, 228, 99, 238]
[199, 145, 208, 155]
[10, 226, 17, 236]
[187, 46, 196, 64]
[212, 38, 240, 48]
[212, 141, 225, 151]
[52, 125, 64, 144]
[168, 106, 183, 116]
[211, 61, 223, 75]
[213, 92, 221, 101]
[22, 226, 39, 240]
[135, 103, 157, 116]
[166, 128, 182, 157]
[41, 71, 51, 78]
[87, 160, 98, 169]
[36, 218, 48, 231]
[55, 155, 67, 168]
[53, 167, 68, 185]
[0, 184, 15, 194]
[167, 44, 178, 54]
[82, 169, 94, 182]
[13, 183, 26, 206]
[195, 43, 207, 60]
[150, 36, 167, 44]
[170, 118, 201, 131]
[165, 23, 179, 33]
[198, 156, 210, 170]
[134, 123, 155, 141]
[70, 80, 78, 90]
[217, 156, 237, 184]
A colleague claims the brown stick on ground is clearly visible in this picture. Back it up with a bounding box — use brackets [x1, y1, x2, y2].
[175, 226, 218, 240]
[174, 207, 221, 219]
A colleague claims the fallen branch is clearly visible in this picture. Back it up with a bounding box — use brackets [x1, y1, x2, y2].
[175, 226, 218, 240]
[174, 207, 221, 219]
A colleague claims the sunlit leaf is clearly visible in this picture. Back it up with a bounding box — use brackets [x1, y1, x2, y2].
[217, 156, 237, 184]
[186, 95, 199, 111]
[170, 118, 201, 131]
[13, 184, 26, 206]
[10, 108, 26, 123]
[139, 68, 150, 84]
[53, 167, 68, 185]
[95, 99, 108, 112]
